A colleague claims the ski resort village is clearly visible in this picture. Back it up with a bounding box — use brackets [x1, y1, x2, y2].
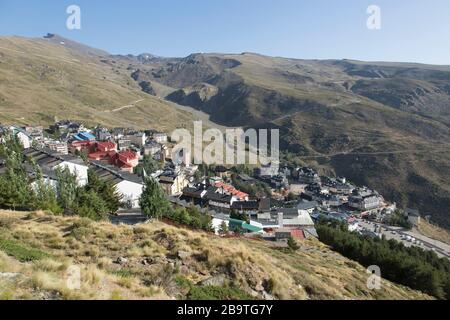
[0, 122, 449, 259]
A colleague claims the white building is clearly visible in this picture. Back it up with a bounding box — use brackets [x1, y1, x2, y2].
[127, 132, 146, 148]
[9, 126, 32, 149]
[90, 162, 144, 209]
[23, 148, 88, 187]
[153, 132, 168, 144]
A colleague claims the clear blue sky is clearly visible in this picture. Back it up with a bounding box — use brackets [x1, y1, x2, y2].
[1, 0, 449, 64]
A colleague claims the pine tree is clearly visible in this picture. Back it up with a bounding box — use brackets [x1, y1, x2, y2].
[86, 169, 122, 213]
[73, 188, 109, 221]
[31, 164, 62, 214]
[287, 236, 300, 251]
[139, 177, 172, 220]
[55, 166, 78, 213]
[0, 152, 31, 210]
[218, 221, 229, 235]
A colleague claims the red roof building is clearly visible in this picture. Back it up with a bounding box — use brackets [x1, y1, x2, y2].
[214, 181, 249, 200]
[71, 140, 138, 173]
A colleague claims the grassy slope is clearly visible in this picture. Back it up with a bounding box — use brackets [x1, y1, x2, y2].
[417, 220, 450, 245]
[0, 36, 194, 132]
[0, 210, 431, 300]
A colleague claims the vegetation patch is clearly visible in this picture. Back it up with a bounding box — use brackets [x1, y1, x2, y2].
[0, 237, 49, 262]
[317, 220, 450, 300]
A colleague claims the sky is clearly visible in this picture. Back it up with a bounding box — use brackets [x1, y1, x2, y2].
[0, 0, 449, 65]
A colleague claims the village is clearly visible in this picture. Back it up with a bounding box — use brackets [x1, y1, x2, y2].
[0, 121, 440, 251]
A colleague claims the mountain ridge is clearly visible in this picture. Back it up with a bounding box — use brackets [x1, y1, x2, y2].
[0, 34, 449, 228]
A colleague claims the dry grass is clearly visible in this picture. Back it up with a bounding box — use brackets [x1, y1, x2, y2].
[418, 220, 450, 245]
[0, 210, 432, 300]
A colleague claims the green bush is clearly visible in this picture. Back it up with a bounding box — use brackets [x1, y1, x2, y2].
[0, 237, 49, 262]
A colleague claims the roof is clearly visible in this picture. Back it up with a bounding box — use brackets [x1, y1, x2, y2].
[206, 192, 232, 203]
[90, 161, 143, 185]
[241, 222, 263, 233]
[238, 173, 255, 182]
[24, 147, 85, 167]
[97, 141, 116, 149]
[214, 181, 248, 199]
[231, 201, 259, 210]
[118, 150, 138, 160]
[182, 187, 206, 198]
[214, 165, 229, 173]
[296, 201, 318, 211]
[74, 131, 96, 141]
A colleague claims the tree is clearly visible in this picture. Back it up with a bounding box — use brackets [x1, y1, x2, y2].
[73, 189, 109, 221]
[139, 177, 172, 220]
[55, 166, 78, 213]
[86, 169, 122, 213]
[134, 155, 162, 177]
[287, 237, 300, 251]
[218, 221, 229, 235]
[31, 165, 62, 214]
[230, 209, 249, 223]
[0, 152, 31, 210]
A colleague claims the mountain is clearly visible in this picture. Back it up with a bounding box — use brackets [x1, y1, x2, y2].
[122, 52, 450, 228]
[0, 35, 449, 228]
[0, 35, 196, 132]
[0, 210, 431, 300]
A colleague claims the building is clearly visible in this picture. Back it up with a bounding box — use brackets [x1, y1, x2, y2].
[214, 181, 249, 201]
[126, 132, 146, 148]
[214, 166, 231, 179]
[180, 185, 209, 206]
[143, 141, 162, 157]
[45, 140, 69, 155]
[90, 162, 143, 208]
[207, 193, 235, 210]
[73, 131, 96, 142]
[296, 201, 319, 214]
[158, 170, 189, 196]
[255, 163, 279, 177]
[117, 139, 132, 151]
[228, 218, 263, 234]
[406, 208, 421, 226]
[153, 132, 168, 144]
[93, 127, 112, 141]
[50, 120, 84, 134]
[231, 200, 260, 213]
[297, 167, 321, 184]
[256, 207, 317, 239]
[23, 147, 88, 187]
[348, 195, 381, 211]
[9, 126, 32, 149]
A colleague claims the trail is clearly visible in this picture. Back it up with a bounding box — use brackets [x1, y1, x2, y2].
[102, 99, 145, 113]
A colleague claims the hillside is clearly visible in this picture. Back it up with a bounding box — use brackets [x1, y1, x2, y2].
[0, 36, 196, 132]
[0, 35, 449, 228]
[417, 220, 450, 245]
[0, 210, 431, 300]
[125, 53, 450, 228]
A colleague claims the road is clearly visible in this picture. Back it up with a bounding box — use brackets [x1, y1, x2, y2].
[357, 220, 450, 260]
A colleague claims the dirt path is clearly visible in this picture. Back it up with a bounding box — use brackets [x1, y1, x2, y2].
[102, 99, 145, 113]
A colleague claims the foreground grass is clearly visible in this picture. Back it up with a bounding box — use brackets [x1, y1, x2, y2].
[0, 210, 433, 300]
